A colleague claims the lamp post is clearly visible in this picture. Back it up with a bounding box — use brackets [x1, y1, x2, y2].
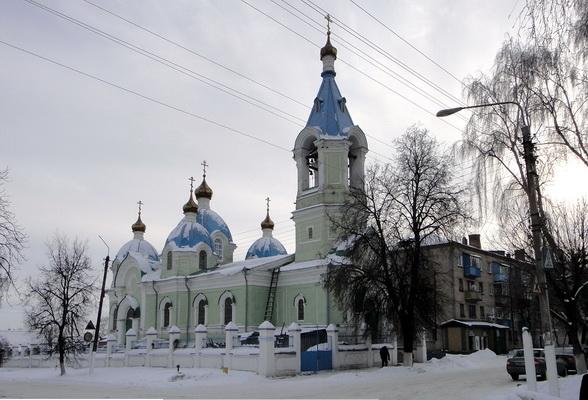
[437, 102, 559, 396]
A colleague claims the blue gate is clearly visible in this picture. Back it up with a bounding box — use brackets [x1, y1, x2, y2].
[301, 350, 332, 372]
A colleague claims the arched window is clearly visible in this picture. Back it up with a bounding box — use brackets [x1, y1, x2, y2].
[167, 251, 172, 270]
[308, 227, 313, 240]
[297, 298, 305, 321]
[112, 306, 118, 331]
[163, 302, 172, 328]
[224, 298, 233, 325]
[125, 308, 134, 332]
[197, 300, 206, 325]
[214, 239, 223, 261]
[199, 250, 207, 270]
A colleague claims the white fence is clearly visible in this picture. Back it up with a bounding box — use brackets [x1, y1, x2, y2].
[2, 321, 409, 376]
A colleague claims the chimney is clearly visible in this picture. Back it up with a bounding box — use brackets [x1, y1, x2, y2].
[514, 249, 526, 261]
[468, 234, 481, 249]
[461, 237, 468, 245]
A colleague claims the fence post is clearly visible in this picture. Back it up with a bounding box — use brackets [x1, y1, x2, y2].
[194, 324, 207, 368]
[145, 327, 157, 367]
[258, 321, 275, 377]
[168, 325, 181, 368]
[288, 322, 301, 374]
[224, 322, 238, 370]
[366, 335, 373, 368]
[28, 345, 33, 368]
[106, 335, 116, 367]
[326, 324, 339, 370]
[522, 327, 537, 392]
[125, 328, 136, 367]
[391, 332, 398, 366]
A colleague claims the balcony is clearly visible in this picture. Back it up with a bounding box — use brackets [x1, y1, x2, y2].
[493, 272, 508, 282]
[494, 294, 509, 306]
[496, 318, 512, 327]
[465, 290, 482, 302]
[464, 265, 481, 278]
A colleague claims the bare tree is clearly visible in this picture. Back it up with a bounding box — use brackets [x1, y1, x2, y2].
[544, 199, 588, 373]
[0, 169, 26, 301]
[326, 126, 468, 366]
[25, 235, 96, 376]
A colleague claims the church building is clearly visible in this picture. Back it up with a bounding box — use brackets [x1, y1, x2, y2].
[107, 31, 369, 345]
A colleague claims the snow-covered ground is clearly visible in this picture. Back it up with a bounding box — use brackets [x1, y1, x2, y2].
[0, 350, 583, 399]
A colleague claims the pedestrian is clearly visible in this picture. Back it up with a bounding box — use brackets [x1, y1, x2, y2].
[380, 345, 390, 367]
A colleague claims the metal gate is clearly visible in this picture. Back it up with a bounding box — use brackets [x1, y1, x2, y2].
[301, 349, 332, 371]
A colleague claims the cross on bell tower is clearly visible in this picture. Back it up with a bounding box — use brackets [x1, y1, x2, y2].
[201, 160, 208, 177]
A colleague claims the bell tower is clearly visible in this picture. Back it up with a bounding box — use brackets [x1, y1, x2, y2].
[292, 25, 368, 262]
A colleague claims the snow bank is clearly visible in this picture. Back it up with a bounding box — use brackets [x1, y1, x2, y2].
[427, 349, 499, 370]
[485, 374, 583, 400]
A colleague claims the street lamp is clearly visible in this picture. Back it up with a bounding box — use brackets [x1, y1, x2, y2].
[437, 101, 559, 396]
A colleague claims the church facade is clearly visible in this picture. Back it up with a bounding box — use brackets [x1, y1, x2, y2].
[107, 32, 369, 345]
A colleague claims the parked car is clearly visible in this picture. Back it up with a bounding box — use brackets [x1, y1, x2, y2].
[506, 349, 568, 381]
[555, 347, 588, 376]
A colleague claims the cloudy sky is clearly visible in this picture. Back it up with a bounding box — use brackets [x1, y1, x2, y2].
[1, 0, 586, 328]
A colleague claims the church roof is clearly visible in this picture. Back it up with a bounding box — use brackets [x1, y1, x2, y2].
[115, 238, 159, 264]
[197, 208, 233, 242]
[306, 74, 354, 137]
[245, 236, 288, 259]
[165, 216, 213, 251]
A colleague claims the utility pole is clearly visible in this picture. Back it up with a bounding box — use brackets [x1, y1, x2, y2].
[89, 235, 110, 375]
[437, 102, 559, 396]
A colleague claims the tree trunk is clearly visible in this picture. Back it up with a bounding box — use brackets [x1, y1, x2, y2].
[58, 333, 65, 376]
[401, 315, 415, 367]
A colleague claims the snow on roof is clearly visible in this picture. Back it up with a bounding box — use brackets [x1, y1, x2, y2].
[215, 254, 293, 276]
[280, 258, 328, 272]
[245, 236, 287, 259]
[439, 319, 510, 329]
[141, 268, 161, 282]
[115, 238, 159, 264]
[197, 208, 233, 242]
[126, 251, 161, 275]
[165, 216, 212, 251]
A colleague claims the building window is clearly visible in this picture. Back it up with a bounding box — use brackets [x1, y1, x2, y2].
[197, 300, 206, 325]
[467, 280, 476, 292]
[457, 254, 463, 268]
[224, 298, 233, 325]
[480, 306, 485, 319]
[214, 239, 223, 261]
[167, 251, 172, 270]
[471, 256, 481, 268]
[163, 302, 172, 328]
[308, 227, 313, 240]
[297, 299, 305, 321]
[126, 308, 134, 332]
[199, 250, 207, 270]
[468, 304, 477, 319]
[112, 306, 118, 331]
[458, 279, 463, 292]
[478, 282, 484, 294]
[460, 303, 465, 318]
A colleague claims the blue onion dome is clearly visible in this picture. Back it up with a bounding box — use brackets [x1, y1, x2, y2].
[245, 207, 287, 259]
[197, 209, 233, 242]
[115, 213, 159, 264]
[165, 191, 212, 251]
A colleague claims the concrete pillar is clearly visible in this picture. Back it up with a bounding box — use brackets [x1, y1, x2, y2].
[391, 333, 398, 366]
[522, 327, 537, 392]
[326, 324, 339, 369]
[132, 318, 139, 335]
[145, 327, 157, 367]
[224, 321, 238, 369]
[106, 335, 116, 367]
[116, 318, 125, 345]
[415, 330, 427, 363]
[258, 321, 275, 377]
[125, 329, 136, 367]
[288, 322, 301, 374]
[194, 324, 207, 368]
[168, 325, 181, 368]
[28, 345, 33, 368]
[366, 335, 373, 368]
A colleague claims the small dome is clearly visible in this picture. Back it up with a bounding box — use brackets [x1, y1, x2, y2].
[197, 208, 233, 242]
[183, 193, 198, 214]
[260, 212, 274, 230]
[115, 238, 159, 264]
[165, 217, 213, 251]
[320, 33, 337, 60]
[246, 237, 287, 259]
[195, 176, 213, 199]
[131, 215, 146, 233]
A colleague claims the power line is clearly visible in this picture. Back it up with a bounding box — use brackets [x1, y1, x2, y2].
[347, 0, 464, 86]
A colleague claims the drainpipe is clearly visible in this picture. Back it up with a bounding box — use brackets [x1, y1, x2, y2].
[185, 276, 191, 345]
[152, 280, 159, 330]
[243, 268, 249, 332]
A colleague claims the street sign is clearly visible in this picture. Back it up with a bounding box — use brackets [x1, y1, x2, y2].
[543, 247, 554, 269]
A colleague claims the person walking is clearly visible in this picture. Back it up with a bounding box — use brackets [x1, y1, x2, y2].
[380, 345, 390, 367]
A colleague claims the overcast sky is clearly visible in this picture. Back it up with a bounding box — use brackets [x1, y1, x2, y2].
[1, 0, 587, 329]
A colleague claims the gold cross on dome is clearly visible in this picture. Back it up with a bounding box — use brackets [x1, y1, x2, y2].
[188, 176, 195, 191]
[265, 196, 271, 213]
[137, 200, 143, 216]
[201, 160, 208, 177]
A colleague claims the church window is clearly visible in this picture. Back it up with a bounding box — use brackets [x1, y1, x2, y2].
[167, 251, 172, 270]
[348, 136, 363, 189]
[224, 298, 233, 325]
[199, 250, 207, 270]
[125, 308, 134, 332]
[214, 239, 223, 261]
[163, 302, 172, 328]
[307, 149, 318, 188]
[297, 298, 305, 321]
[313, 97, 322, 112]
[197, 300, 206, 325]
[112, 306, 118, 331]
[308, 227, 313, 240]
